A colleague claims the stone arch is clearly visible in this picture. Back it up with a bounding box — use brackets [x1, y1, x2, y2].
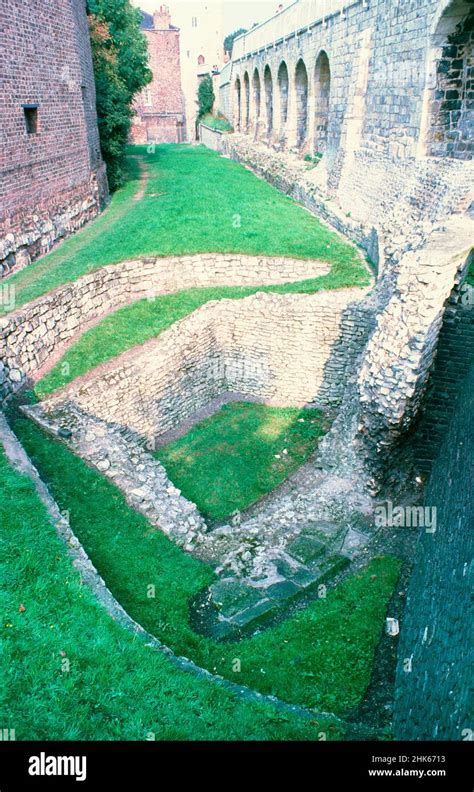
[277, 60, 289, 135]
[243, 71, 250, 132]
[252, 67, 261, 133]
[264, 64, 273, 137]
[234, 77, 241, 131]
[314, 50, 331, 154]
[295, 58, 308, 149]
[420, 0, 473, 159]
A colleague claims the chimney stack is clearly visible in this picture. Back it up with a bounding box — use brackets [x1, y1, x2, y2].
[153, 6, 171, 30]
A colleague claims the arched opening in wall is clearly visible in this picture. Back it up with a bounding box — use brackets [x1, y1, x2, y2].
[278, 61, 289, 139]
[264, 65, 273, 137]
[197, 54, 205, 66]
[243, 71, 250, 132]
[295, 59, 308, 149]
[314, 51, 331, 154]
[234, 77, 241, 131]
[252, 68, 261, 131]
[427, 0, 473, 159]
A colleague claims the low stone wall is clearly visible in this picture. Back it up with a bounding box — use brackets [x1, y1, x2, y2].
[34, 288, 370, 444]
[199, 124, 231, 153]
[0, 253, 331, 404]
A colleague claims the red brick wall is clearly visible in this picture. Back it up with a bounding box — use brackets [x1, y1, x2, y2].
[0, 0, 108, 276]
[130, 14, 185, 144]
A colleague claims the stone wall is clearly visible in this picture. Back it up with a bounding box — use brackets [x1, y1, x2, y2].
[198, 124, 230, 153]
[357, 230, 473, 488]
[0, 0, 108, 276]
[393, 362, 474, 740]
[227, 0, 473, 164]
[0, 253, 332, 404]
[34, 288, 370, 444]
[220, 126, 473, 491]
[407, 279, 474, 477]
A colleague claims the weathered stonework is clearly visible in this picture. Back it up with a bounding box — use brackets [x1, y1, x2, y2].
[28, 287, 370, 443]
[0, 253, 332, 404]
[394, 363, 474, 741]
[224, 0, 474, 165]
[0, 0, 108, 276]
[198, 123, 231, 153]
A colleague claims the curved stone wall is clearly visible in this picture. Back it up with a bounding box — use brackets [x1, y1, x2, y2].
[0, 253, 331, 404]
[32, 288, 370, 444]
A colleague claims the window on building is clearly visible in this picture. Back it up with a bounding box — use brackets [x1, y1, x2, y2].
[192, 16, 198, 27]
[23, 105, 38, 134]
[144, 87, 152, 107]
[198, 54, 205, 65]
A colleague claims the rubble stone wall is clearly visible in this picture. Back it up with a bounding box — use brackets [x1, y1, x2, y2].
[36, 289, 371, 443]
[0, 253, 332, 404]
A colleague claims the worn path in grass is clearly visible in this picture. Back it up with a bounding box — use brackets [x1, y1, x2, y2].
[2, 144, 368, 314]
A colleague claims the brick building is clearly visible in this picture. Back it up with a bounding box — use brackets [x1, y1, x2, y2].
[0, 0, 108, 277]
[130, 8, 186, 144]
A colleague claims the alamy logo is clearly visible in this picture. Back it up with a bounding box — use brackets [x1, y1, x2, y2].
[28, 753, 87, 782]
[375, 501, 437, 533]
[0, 284, 15, 313]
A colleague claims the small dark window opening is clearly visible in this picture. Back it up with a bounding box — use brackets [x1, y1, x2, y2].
[23, 105, 38, 134]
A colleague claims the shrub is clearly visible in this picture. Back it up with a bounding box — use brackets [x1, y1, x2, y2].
[223, 28, 247, 57]
[87, 0, 151, 190]
[197, 74, 215, 121]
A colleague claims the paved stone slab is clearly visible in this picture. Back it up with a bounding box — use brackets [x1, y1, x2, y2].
[340, 527, 371, 556]
[286, 534, 326, 564]
[210, 579, 263, 618]
[229, 598, 278, 629]
[265, 579, 301, 602]
[208, 619, 240, 641]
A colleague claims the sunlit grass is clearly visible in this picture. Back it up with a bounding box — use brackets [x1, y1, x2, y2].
[12, 414, 401, 718]
[156, 402, 329, 521]
[2, 144, 368, 314]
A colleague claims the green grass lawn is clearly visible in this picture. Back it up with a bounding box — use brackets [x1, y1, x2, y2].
[200, 113, 233, 131]
[155, 402, 328, 521]
[11, 414, 401, 719]
[3, 144, 368, 314]
[0, 446, 345, 741]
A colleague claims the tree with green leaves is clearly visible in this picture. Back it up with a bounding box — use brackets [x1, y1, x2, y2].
[197, 74, 215, 121]
[87, 0, 151, 190]
[223, 28, 247, 57]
